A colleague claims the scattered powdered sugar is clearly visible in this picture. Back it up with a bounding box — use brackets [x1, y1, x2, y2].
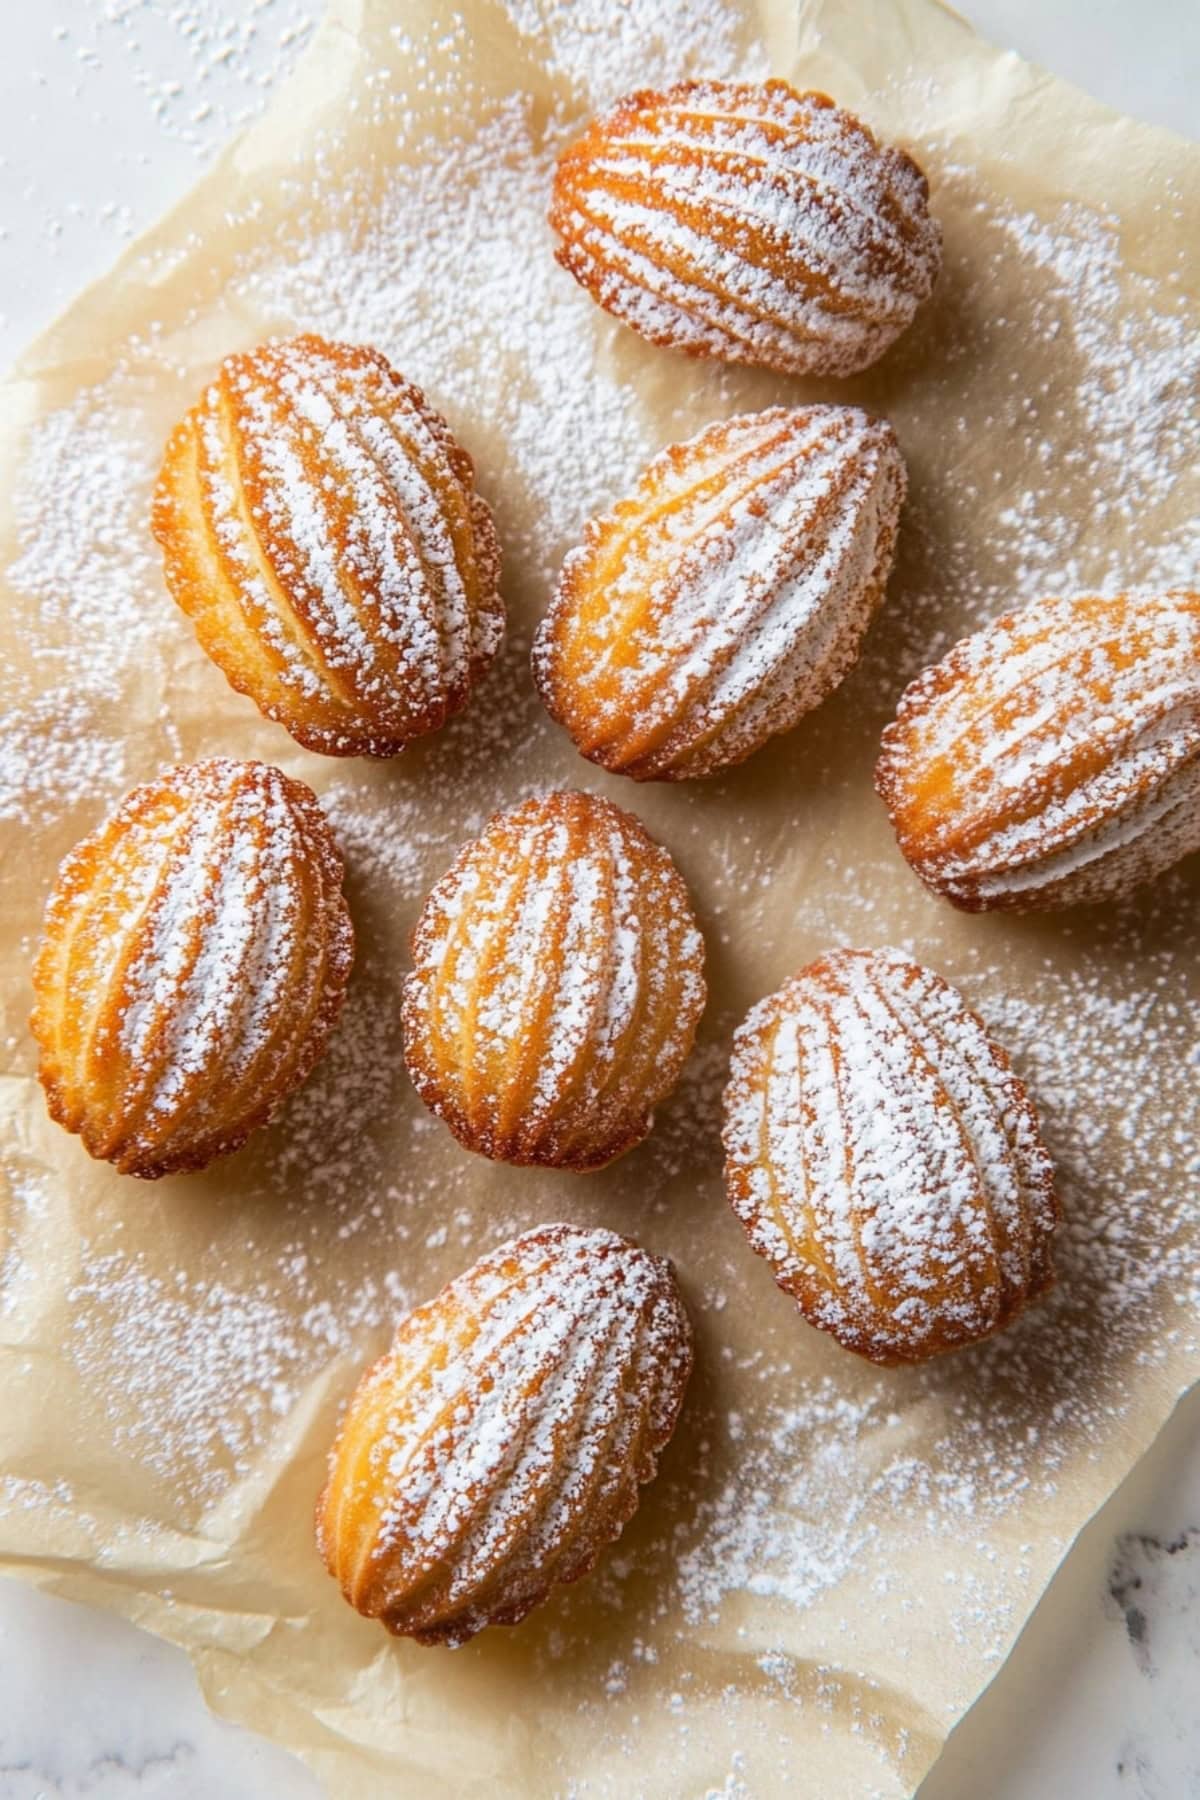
[8, 392, 162, 683]
[0, 1473, 83, 1523]
[674, 1376, 882, 1620]
[267, 970, 408, 1205]
[2, 4, 317, 363]
[68, 1249, 401, 1499]
[859, 165, 1200, 703]
[0, 688, 130, 826]
[31, 3, 315, 165]
[1, 389, 173, 827]
[316, 779, 434, 897]
[990, 196, 1199, 584]
[500, 0, 763, 102]
[0, 0, 1196, 1784]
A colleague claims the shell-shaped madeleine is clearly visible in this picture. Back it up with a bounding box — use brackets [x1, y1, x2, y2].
[533, 405, 906, 781]
[316, 1223, 693, 1645]
[152, 333, 503, 758]
[550, 80, 942, 378]
[30, 758, 353, 1178]
[876, 590, 1200, 911]
[401, 791, 705, 1170]
[722, 948, 1058, 1365]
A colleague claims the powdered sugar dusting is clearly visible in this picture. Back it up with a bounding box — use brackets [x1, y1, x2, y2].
[856, 167, 1200, 706]
[31, 757, 353, 1177]
[503, 0, 762, 100]
[69, 1247, 408, 1500]
[877, 589, 1200, 911]
[0, 690, 129, 826]
[157, 334, 503, 756]
[401, 791, 706, 1170]
[7, 392, 162, 699]
[534, 403, 906, 779]
[0, 0, 1196, 1788]
[550, 81, 942, 377]
[318, 1223, 692, 1645]
[723, 948, 1057, 1363]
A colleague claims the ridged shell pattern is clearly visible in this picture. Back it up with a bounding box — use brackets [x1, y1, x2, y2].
[876, 589, 1200, 911]
[152, 333, 503, 757]
[31, 758, 353, 1178]
[550, 80, 942, 378]
[533, 405, 907, 781]
[316, 1223, 693, 1645]
[401, 791, 706, 1170]
[722, 948, 1058, 1365]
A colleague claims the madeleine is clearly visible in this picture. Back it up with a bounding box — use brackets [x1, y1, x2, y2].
[534, 405, 906, 780]
[153, 333, 503, 757]
[722, 948, 1058, 1364]
[31, 758, 353, 1177]
[876, 589, 1200, 910]
[551, 79, 941, 377]
[317, 1224, 693, 1644]
[402, 791, 705, 1169]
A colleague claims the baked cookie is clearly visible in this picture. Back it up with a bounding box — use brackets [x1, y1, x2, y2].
[722, 948, 1058, 1365]
[876, 589, 1200, 911]
[402, 791, 705, 1169]
[317, 1223, 692, 1645]
[153, 334, 503, 757]
[316, 1224, 694, 1648]
[550, 79, 942, 378]
[533, 404, 906, 780]
[31, 758, 353, 1178]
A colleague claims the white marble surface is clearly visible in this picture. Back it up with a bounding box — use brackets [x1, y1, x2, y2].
[1, 3, 1198, 1796]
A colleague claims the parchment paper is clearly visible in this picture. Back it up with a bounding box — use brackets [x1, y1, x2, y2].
[1, 1, 1197, 1795]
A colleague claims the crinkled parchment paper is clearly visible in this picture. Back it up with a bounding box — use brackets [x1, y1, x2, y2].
[1, 1, 1197, 1794]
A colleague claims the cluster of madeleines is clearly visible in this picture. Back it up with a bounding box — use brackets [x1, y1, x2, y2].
[28, 78, 1200, 1648]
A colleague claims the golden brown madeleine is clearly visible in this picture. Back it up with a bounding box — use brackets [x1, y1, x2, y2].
[152, 334, 503, 758]
[401, 791, 705, 1169]
[550, 79, 941, 378]
[31, 758, 353, 1178]
[722, 948, 1058, 1365]
[316, 1223, 692, 1645]
[876, 590, 1200, 911]
[533, 405, 906, 781]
